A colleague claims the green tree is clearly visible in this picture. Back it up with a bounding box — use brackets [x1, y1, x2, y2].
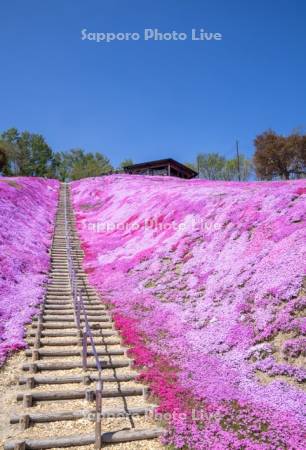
[1, 128, 55, 177]
[196, 152, 252, 181]
[70, 150, 113, 180]
[29, 133, 54, 177]
[119, 158, 133, 170]
[52, 149, 113, 181]
[223, 156, 253, 181]
[45, 152, 67, 180]
[240, 157, 253, 181]
[0, 145, 8, 174]
[196, 153, 227, 179]
[1, 128, 20, 174]
[0, 141, 12, 174]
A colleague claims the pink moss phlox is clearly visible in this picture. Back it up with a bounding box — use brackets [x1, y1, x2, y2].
[0, 177, 59, 364]
[283, 337, 306, 358]
[71, 175, 306, 448]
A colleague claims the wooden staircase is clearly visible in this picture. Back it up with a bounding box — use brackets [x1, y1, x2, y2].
[4, 183, 163, 450]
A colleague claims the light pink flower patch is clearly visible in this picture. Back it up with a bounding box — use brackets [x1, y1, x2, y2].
[0, 177, 59, 364]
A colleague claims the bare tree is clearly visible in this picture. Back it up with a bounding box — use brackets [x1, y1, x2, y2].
[254, 130, 306, 180]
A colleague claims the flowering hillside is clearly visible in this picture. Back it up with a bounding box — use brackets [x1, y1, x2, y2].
[0, 177, 59, 365]
[72, 175, 306, 449]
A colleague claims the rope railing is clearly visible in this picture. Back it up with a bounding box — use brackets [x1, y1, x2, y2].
[63, 185, 103, 449]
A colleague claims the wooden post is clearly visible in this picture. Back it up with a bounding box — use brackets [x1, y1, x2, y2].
[23, 394, 33, 408]
[20, 415, 30, 430]
[83, 375, 91, 385]
[82, 328, 87, 370]
[32, 349, 39, 361]
[29, 363, 38, 374]
[77, 327, 83, 346]
[128, 360, 134, 369]
[32, 309, 42, 363]
[26, 377, 35, 389]
[85, 389, 95, 402]
[95, 380, 102, 450]
[36, 316, 43, 342]
[13, 441, 26, 450]
[143, 386, 151, 401]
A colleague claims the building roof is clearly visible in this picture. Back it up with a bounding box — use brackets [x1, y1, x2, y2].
[123, 158, 198, 177]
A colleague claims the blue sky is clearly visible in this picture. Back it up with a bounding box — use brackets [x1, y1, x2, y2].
[1, 0, 306, 167]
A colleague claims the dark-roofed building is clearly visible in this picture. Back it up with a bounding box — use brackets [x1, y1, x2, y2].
[123, 158, 198, 179]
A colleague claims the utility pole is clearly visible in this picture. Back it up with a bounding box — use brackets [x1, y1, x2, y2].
[236, 140, 241, 181]
[197, 155, 200, 178]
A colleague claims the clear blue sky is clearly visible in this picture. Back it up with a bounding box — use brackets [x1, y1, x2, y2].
[1, 0, 306, 167]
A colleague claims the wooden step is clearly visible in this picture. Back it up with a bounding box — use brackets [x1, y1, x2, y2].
[44, 306, 106, 312]
[28, 330, 117, 337]
[45, 293, 72, 297]
[46, 292, 71, 297]
[27, 338, 121, 347]
[51, 252, 83, 256]
[10, 406, 154, 426]
[48, 278, 70, 282]
[47, 280, 87, 284]
[4, 427, 164, 449]
[43, 302, 74, 306]
[31, 322, 113, 329]
[22, 359, 130, 371]
[45, 298, 99, 302]
[32, 315, 110, 322]
[17, 386, 144, 403]
[49, 272, 70, 275]
[25, 348, 124, 357]
[48, 286, 72, 294]
[39, 302, 104, 308]
[50, 262, 68, 265]
[42, 310, 107, 316]
[49, 270, 71, 273]
[18, 373, 136, 386]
